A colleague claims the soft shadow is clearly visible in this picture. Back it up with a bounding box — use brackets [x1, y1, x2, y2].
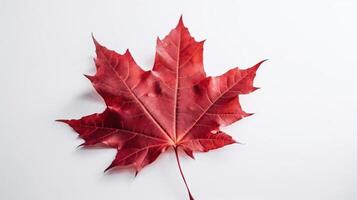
[78, 89, 103, 103]
[104, 166, 137, 177]
[72, 145, 135, 182]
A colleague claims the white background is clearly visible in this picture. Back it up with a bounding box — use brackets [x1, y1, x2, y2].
[1, 0, 356, 199]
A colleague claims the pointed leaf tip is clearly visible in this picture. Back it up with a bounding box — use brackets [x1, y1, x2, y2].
[124, 48, 131, 56]
[56, 119, 68, 123]
[258, 59, 268, 67]
[176, 15, 185, 28]
[252, 59, 267, 70]
[91, 34, 103, 49]
[104, 164, 114, 173]
[91, 33, 97, 43]
[245, 112, 255, 117]
[253, 86, 260, 91]
[183, 149, 195, 159]
[83, 74, 94, 81]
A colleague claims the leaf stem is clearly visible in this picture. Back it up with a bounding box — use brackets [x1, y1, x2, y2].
[174, 147, 194, 200]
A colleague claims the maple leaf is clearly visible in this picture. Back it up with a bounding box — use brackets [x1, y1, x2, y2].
[58, 17, 264, 200]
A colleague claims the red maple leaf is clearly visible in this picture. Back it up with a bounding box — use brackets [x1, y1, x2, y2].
[58, 17, 264, 200]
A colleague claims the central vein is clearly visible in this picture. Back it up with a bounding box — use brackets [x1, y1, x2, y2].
[173, 27, 182, 143]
